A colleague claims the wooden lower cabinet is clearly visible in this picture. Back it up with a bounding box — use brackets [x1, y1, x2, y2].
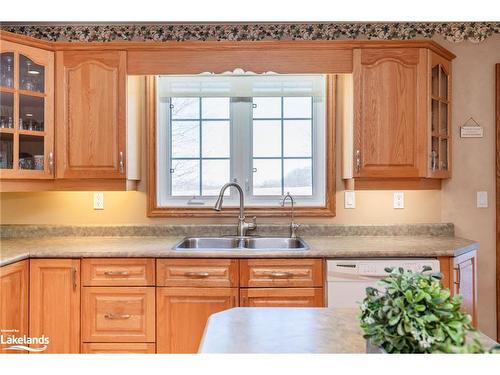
[240, 259, 323, 288]
[453, 252, 477, 326]
[240, 288, 324, 307]
[438, 251, 477, 326]
[82, 287, 155, 343]
[0, 260, 29, 354]
[156, 287, 238, 353]
[30, 259, 81, 353]
[82, 343, 156, 354]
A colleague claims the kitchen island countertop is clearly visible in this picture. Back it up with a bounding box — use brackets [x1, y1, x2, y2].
[198, 307, 498, 353]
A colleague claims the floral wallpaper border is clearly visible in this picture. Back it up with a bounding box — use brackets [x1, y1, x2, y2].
[1, 22, 499, 43]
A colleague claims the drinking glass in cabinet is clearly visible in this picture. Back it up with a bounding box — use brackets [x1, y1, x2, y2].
[19, 55, 45, 93]
[0, 133, 14, 169]
[19, 134, 44, 170]
[440, 139, 448, 170]
[19, 94, 44, 131]
[431, 136, 439, 171]
[0, 92, 14, 129]
[0, 53, 14, 88]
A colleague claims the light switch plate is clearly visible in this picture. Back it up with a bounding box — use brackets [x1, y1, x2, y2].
[344, 191, 356, 209]
[477, 191, 488, 208]
[393, 192, 404, 209]
[93, 192, 104, 210]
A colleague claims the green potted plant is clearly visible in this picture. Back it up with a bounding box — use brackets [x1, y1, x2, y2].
[359, 266, 492, 354]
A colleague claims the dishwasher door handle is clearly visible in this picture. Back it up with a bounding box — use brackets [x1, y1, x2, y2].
[335, 264, 357, 268]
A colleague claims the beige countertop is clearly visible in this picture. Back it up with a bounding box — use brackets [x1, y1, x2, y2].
[0, 235, 478, 267]
[198, 307, 498, 353]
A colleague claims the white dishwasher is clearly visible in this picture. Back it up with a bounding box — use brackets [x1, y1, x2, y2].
[326, 259, 440, 308]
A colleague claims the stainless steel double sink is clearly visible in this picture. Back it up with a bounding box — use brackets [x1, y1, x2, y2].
[173, 237, 310, 251]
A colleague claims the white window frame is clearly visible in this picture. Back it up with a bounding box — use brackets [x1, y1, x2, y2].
[156, 75, 326, 208]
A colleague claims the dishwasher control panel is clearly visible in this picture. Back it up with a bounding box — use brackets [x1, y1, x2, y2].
[327, 259, 440, 280]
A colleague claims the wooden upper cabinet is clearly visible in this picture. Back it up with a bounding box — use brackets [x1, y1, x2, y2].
[0, 40, 54, 180]
[428, 51, 452, 179]
[30, 259, 81, 354]
[353, 48, 427, 178]
[56, 50, 126, 179]
[0, 260, 29, 354]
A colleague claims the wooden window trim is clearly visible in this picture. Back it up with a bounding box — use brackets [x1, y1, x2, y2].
[147, 75, 336, 217]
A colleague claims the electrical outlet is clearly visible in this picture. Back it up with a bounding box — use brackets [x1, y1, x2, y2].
[93, 192, 104, 210]
[393, 192, 404, 209]
[476, 191, 488, 208]
[344, 191, 356, 209]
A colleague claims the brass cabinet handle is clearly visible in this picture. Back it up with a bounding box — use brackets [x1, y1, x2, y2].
[355, 150, 361, 172]
[267, 271, 294, 278]
[104, 313, 131, 320]
[184, 271, 210, 278]
[72, 267, 77, 290]
[119, 151, 124, 174]
[104, 270, 130, 276]
[48, 152, 54, 174]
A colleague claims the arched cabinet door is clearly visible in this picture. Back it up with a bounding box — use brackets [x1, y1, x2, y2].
[56, 51, 126, 179]
[353, 48, 427, 178]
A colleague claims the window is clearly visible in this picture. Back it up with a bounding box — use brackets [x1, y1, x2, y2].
[156, 72, 327, 208]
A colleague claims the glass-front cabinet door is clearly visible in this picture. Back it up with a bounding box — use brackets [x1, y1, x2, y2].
[429, 51, 451, 178]
[0, 40, 54, 179]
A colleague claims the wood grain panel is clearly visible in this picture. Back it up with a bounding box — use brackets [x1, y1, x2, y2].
[156, 287, 237, 353]
[240, 259, 323, 288]
[353, 48, 427, 178]
[128, 48, 352, 75]
[81, 342, 156, 354]
[240, 288, 324, 307]
[156, 259, 238, 287]
[56, 50, 126, 179]
[82, 287, 155, 343]
[0, 260, 29, 354]
[82, 258, 155, 286]
[30, 259, 80, 354]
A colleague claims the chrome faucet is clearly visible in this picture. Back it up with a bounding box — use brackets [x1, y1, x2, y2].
[214, 182, 257, 237]
[280, 192, 300, 239]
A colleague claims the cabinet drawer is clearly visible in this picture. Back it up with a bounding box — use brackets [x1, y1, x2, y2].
[82, 343, 156, 354]
[156, 259, 238, 287]
[82, 287, 155, 342]
[240, 288, 324, 307]
[240, 259, 324, 287]
[82, 258, 155, 286]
